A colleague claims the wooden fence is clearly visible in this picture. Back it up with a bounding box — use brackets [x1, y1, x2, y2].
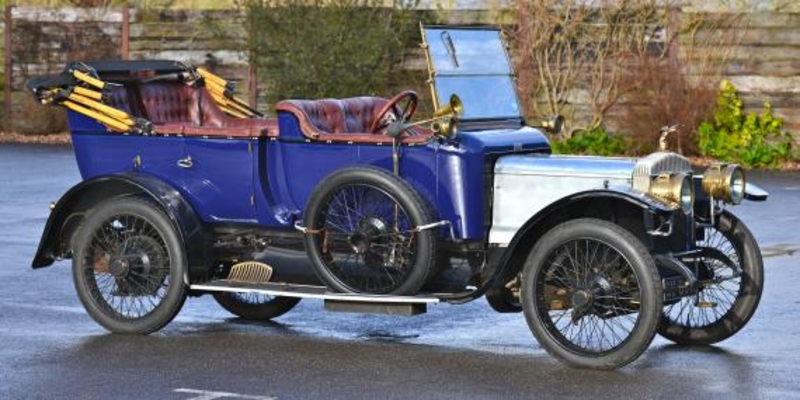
[2, 5, 799, 141]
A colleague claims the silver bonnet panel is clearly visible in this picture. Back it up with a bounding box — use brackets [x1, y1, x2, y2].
[489, 154, 636, 245]
[494, 154, 637, 179]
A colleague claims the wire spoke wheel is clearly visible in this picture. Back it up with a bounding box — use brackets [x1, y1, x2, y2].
[536, 238, 643, 355]
[318, 183, 417, 294]
[522, 219, 661, 369]
[230, 292, 277, 305]
[664, 226, 740, 328]
[657, 211, 763, 345]
[82, 214, 171, 320]
[72, 199, 187, 334]
[304, 167, 437, 295]
[213, 291, 300, 321]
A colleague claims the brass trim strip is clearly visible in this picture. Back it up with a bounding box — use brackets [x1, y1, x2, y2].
[419, 22, 440, 112]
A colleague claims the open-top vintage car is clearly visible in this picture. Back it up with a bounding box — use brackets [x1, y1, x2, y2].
[28, 25, 768, 369]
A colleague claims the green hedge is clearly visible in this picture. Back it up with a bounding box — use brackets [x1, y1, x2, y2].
[240, 0, 423, 106]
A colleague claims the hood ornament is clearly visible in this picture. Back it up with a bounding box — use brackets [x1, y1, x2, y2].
[659, 125, 679, 151]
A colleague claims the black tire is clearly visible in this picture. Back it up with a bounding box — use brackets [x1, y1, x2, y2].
[72, 198, 187, 334]
[521, 219, 663, 369]
[658, 211, 763, 345]
[304, 167, 437, 295]
[213, 292, 300, 320]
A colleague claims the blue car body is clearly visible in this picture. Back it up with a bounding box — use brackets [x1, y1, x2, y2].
[67, 110, 551, 241]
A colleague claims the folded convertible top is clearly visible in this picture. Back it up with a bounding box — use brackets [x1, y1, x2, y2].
[27, 59, 262, 134]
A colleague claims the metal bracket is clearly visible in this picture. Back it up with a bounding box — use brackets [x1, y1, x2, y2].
[644, 211, 674, 237]
[294, 222, 310, 234]
[415, 220, 457, 241]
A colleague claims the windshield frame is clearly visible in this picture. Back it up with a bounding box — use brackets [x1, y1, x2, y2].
[421, 24, 524, 123]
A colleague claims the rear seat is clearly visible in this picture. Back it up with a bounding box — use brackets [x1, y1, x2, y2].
[106, 81, 276, 138]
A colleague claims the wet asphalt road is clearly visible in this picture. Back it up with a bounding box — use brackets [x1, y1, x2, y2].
[1, 144, 799, 399]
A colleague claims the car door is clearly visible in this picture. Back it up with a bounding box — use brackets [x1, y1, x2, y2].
[180, 137, 257, 223]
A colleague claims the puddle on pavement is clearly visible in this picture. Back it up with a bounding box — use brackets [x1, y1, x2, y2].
[762, 244, 800, 258]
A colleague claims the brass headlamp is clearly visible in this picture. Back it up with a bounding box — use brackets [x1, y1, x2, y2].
[650, 173, 694, 213]
[702, 163, 745, 205]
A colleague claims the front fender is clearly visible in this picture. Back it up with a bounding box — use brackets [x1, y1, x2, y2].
[32, 172, 209, 280]
[442, 188, 675, 304]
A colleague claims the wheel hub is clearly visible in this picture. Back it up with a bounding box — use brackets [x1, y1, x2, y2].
[348, 217, 389, 255]
[571, 290, 592, 309]
[348, 232, 370, 254]
[112, 236, 162, 296]
[109, 258, 130, 278]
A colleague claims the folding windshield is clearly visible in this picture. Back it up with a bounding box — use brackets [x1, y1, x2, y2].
[422, 26, 522, 121]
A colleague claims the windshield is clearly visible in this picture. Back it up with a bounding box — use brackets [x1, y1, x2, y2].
[422, 26, 522, 121]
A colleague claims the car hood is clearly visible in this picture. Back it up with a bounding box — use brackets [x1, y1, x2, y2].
[494, 153, 637, 181]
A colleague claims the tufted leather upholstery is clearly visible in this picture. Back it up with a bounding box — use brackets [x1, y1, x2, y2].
[275, 97, 432, 144]
[139, 83, 199, 125]
[103, 82, 276, 137]
[105, 85, 137, 115]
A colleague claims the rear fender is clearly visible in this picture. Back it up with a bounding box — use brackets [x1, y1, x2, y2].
[32, 172, 210, 281]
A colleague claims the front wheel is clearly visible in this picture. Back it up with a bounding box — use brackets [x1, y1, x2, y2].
[213, 292, 300, 321]
[72, 198, 187, 334]
[658, 211, 763, 345]
[521, 219, 662, 369]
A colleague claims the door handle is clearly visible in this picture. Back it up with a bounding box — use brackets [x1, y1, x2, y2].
[177, 156, 193, 169]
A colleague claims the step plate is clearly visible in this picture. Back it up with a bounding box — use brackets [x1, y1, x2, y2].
[190, 280, 440, 304]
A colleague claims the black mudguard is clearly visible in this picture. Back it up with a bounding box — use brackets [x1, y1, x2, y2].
[441, 188, 676, 304]
[31, 172, 210, 281]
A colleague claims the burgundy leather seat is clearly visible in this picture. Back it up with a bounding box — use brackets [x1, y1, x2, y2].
[275, 97, 431, 144]
[105, 82, 276, 137]
[105, 85, 137, 115]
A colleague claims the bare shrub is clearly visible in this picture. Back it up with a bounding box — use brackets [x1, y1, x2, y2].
[14, 95, 68, 135]
[616, 10, 746, 155]
[513, 0, 670, 131]
[617, 57, 717, 155]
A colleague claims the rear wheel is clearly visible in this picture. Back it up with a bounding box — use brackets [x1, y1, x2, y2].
[213, 292, 300, 321]
[521, 219, 662, 369]
[72, 198, 187, 334]
[304, 167, 437, 295]
[658, 211, 763, 345]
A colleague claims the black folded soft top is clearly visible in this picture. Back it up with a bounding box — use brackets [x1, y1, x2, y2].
[27, 59, 194, 91]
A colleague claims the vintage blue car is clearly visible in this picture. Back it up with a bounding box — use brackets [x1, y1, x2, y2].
[28, 25, 768, 369]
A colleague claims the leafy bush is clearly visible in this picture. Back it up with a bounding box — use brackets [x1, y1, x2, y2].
[239, 0, 422, 106]
[698, 80, 793, 168]
[550, 127, 629, 156]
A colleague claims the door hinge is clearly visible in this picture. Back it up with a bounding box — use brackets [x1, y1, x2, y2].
[248, 141, 253, 153]
[250, 194, 255, 207]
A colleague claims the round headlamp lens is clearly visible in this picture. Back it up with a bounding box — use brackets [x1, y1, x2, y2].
[729, 166, 745, 205]
[680, 174, 694, 213]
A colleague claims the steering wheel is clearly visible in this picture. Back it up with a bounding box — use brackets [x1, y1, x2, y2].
[370, 90, 418, 134]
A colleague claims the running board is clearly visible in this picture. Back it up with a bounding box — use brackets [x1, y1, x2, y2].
[190, 280, 439, 315]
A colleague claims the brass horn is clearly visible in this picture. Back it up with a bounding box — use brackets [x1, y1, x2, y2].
[386, 94, 463, 139]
